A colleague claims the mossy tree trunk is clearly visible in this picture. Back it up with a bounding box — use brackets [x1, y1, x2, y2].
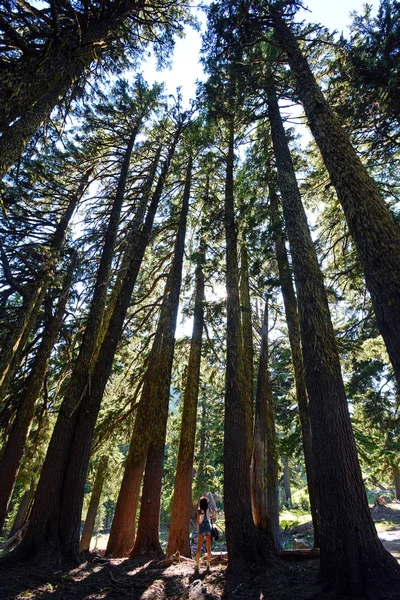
[166, 227, 206, 558]
[131, 153, 192, 558]
[12, 124, 139, 565]
[223, 117, 265, 571]
[252, 299, 281, 549]
[266, 74, 400, 598]
[271, 8, 400, 390]
[269, 182, 319, 546]
[80, 456, 109, 553]
[0, 1, 149, 179]
[0, 253, 76, 532]
[105, 129, 183, 559]
[239, 243, 254, 464]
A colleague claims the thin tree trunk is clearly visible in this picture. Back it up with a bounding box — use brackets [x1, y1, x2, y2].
[166, 229, 206, 557]
[271, 8, 400, 390]
[0, 171, 90, 402]
[281, 458, 292, 508]
[239, 243, 254, 464]
[224, 117, 263, 570]
[260, 300, 281, 550]
[80, 456, 109, 552]
[266, 75, 400, 598]
[105, 130, 182, 559]
[131, 153, 192, 558]
[0, 254, 76, 532]
[394, 468, 400, 501]
[8, 482, 35, 538]
[269, 183, 320, 546]
[251, 301, 268, 530]
[0, 283, 47, 403]
[13, 125, 139, 564]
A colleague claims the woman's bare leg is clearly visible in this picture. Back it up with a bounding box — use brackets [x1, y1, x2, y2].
[196, 534, 204, 566]
[206, 535, 212, 565]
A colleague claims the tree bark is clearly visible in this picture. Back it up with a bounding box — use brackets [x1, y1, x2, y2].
[0, 0, 150, 179]
[269, 183, 320, 546]
[239, 243, 254, 464]
[0, 253, 76, 532]
[223, 117, 264, 570]
[166, 229, 206, 557]
[281, 457, 292, 508]
[394, 468, 400, 501]
[251, 304, 268, 532]
[80, 456, 109, 552]
[0, 170, 89, 403]
[12, 124, 139, 564]
[105, 130, 182, 559]
[131, 153, 192, 558]
[266, 74, 400, 598]
[8, 482, 35, 538]
[271, 8, 400, 390]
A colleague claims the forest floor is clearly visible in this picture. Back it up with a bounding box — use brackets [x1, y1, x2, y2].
[0, 502, 399, 600]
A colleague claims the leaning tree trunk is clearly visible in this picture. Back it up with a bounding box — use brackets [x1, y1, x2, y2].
[0, 170, 90, 403]
[8, 482, 35, 538]
[56, 143, 168, 560]
[0, 282, 47, 404]
[131, 153, 192, 558]
[267, 75, 400, 598]
[0, 1, 146, 179]
[223, 117, 264, 571]
[80, 456, 109, 552]
[271, 8, 400, 390]
[12, 125, 139, 565]
[166, 229, 206, 557]
[105, 130, 182, 559]
[269, 183, 320, 546]
[0, 254, 76, 532]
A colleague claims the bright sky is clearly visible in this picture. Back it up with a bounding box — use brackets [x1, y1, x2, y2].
[142, 1, 380, 107]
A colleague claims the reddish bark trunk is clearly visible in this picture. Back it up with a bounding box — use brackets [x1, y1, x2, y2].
[167, 229, 205, 557]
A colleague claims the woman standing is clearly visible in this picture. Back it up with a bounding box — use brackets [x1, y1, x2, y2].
[195, 496, 215, 569]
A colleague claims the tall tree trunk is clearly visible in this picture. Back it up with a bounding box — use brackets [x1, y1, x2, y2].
[266, 75, 400, 598]
[56, 144, 167, 561]
[252, 300, 280, 550]
[105, 130, 182, 559]
[0, 171, 89, 402]
[271, 8, 400, 390]
[224, 117, 263, 570]
[131, 153, 192, 558]
[0, 283, 47, 404]
[80, 456, 109, 552]
[394, 468, 400, 501]
[0, 1, 147, 179]
[269, 183, 320, 546]
[251, 306, 268, 531]
[281, 458, 292, 508]
[166, 229, 206, 557]
[12, 125, 139, 564]
[239, 243, 254, 463]
[0, 254, 76, 532]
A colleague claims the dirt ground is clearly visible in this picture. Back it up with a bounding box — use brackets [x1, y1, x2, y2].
[0, 503, 399, 600]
